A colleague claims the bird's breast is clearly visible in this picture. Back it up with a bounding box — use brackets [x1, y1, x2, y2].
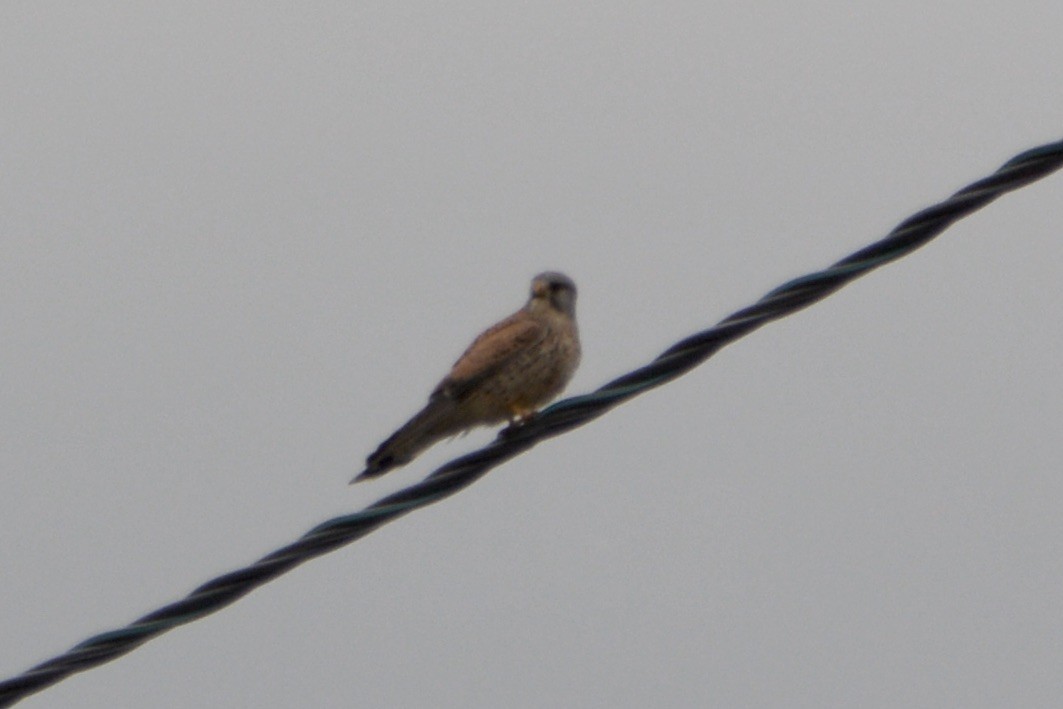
[461, 319, 579, 423]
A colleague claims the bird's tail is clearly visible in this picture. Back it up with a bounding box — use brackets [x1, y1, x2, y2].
[351, 398, 456, 483]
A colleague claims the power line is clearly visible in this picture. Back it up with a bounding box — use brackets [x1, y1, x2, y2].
[1, 139, 1060, 707]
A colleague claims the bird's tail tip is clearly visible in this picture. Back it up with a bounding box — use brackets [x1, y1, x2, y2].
[352, 403, 447, 485]
[349, 467, 380, 485]
[349, 454, 398, 484]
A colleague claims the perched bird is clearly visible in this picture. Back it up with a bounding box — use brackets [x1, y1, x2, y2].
[353, 271, 580, 483]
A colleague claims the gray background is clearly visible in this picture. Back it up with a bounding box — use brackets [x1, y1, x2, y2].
[3, 3, 1063, 707]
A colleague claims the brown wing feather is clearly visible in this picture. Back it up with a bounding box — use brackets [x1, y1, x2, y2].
[435, 312, 545, 400]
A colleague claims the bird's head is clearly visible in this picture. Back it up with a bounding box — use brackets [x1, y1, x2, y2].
[529, 271, 577, 318]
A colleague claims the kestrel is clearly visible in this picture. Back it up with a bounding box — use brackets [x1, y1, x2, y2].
[353, 271, 580, 483]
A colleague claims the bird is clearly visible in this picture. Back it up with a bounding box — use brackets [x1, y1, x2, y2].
[352, 271, 580, 483]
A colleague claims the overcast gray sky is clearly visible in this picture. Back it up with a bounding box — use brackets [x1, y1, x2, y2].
[3, 3, 1063, 707]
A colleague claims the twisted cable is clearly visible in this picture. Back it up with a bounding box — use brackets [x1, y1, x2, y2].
[1, 139, 1061, 707]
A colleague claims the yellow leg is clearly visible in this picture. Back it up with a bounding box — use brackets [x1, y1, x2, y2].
[507, 405, 535, 425]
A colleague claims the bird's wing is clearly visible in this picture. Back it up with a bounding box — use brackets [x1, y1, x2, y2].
[434, 312, 546, 400]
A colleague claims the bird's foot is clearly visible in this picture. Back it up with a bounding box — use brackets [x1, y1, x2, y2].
[500, 410, 538, 438]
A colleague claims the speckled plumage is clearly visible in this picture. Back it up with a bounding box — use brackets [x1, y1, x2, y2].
[353, 272, 580, 483]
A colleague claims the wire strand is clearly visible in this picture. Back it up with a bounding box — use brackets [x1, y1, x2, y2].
[1, 139, 1061, 707]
